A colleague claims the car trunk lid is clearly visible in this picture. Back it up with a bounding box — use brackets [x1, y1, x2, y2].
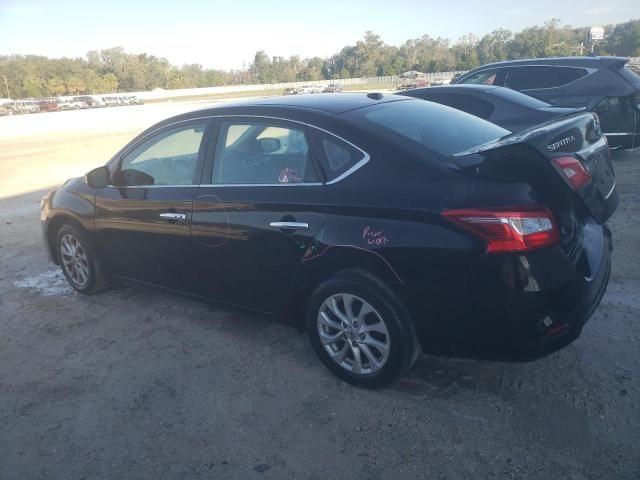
[453, 112, 618, 225]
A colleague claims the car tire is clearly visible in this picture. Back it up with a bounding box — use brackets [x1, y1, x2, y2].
[306, 270, 417, 388]
[56, 223, 110, 294]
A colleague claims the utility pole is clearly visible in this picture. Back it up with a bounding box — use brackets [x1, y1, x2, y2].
[2, 75, 10, 99]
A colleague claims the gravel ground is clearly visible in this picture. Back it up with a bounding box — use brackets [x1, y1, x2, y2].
[0, 109, 639, 479]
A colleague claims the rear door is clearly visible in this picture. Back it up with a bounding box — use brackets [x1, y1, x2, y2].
[190, 118, 326, 312]
[95, 119, 212, 291]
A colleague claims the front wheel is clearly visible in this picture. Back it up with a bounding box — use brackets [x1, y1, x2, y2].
[306, 270, 418, 388]
[57, 223, 109, 294]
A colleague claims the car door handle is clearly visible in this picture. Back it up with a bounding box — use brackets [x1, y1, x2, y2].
[269, 221, 309, 231]
[160, 212, 187, 221]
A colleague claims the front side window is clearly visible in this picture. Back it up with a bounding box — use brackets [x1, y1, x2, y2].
[115, 122, 207, 186]
[212, 122, 317, 184]
[459, 69, 499, 86]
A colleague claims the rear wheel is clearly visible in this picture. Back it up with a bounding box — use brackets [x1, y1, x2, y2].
[307, 270, 417, 387]
[56, 223, 109, 294]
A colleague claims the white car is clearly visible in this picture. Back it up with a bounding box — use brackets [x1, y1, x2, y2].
[58, 98, 85, 110]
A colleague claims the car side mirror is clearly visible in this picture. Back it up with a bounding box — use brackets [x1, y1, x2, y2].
[258, 137, 281, 153]
[85, 166, 111, 189]
[594, 102, 609, 113]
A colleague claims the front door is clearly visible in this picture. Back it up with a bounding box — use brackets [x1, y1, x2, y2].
[190, 118, 326, 313]
[94, 119, 211, 291]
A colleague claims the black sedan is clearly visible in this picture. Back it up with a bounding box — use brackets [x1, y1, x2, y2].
[453, 56, 640, 149]
[398, 84, 579, 132]
[41, 93, 618, 387]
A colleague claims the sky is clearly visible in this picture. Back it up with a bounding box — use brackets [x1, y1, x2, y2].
[0, 0, 637, 70]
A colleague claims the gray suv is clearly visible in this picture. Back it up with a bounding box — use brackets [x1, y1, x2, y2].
[454, 56, 640, 149]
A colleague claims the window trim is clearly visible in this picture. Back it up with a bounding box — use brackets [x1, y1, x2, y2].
[107, 114, 371, 188]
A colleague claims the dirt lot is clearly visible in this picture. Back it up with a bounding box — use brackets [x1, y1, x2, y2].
[1, 106, 639, 479]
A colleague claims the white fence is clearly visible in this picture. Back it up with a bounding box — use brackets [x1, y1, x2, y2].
[132, 72, 467, 100]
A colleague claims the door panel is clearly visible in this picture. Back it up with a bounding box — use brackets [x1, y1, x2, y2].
[95, 186, 195, 290]
[191, 186, 326, 312]
[94, 119, 211, 291]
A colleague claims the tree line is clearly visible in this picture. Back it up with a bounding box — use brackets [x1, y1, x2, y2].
[1, 18, 638, 99]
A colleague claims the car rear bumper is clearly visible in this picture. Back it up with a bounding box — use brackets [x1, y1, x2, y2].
[402, 220, 612, 360]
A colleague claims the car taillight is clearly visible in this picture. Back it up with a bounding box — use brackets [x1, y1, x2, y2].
[551, 156, 592, 190]
[442, 206, 560, 253]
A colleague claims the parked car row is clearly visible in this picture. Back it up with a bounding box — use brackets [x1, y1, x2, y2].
[283, 83, 343, 95]
[400, 56, 640, 150]
[0, 94, 143, 115]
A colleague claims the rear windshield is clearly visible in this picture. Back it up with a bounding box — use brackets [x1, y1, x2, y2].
[346, 99, 509, 156]
[493, 87, 550, 108]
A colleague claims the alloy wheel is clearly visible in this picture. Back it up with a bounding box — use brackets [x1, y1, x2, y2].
[60, 233, 90, 289]
[317, 293, 390, 374]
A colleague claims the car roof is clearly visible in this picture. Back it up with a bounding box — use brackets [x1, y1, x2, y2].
[464, 56, 628, 71]
[207, 93, 409, 115]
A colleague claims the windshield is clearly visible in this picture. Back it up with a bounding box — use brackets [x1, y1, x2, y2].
[346, 99, 510, 156]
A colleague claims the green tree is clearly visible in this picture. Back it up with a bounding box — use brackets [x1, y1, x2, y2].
[22, 76, 42, 98]
[45, 77, 66, 96]
[102, 73, 118, 93]
[65, 75, 85, 95]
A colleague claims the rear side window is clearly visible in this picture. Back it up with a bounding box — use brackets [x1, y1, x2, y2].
[459, 69, 499, 86]
[421, 93, 495, 119]
[319, 136, 365, 181]
[212, 122, 317, 184]
[505, 66, 588, 90]
[347, 100, 509, 157]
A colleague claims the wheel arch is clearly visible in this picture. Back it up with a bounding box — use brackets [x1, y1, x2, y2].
[288, 246, 406, 332]
[46, 213, 87, 264]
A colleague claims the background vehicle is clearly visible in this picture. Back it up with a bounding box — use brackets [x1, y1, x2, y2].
[8, 99, 40, 114]
[399, 84, 580, 132]
[71, 97, 91, 108]
[73, 95, 105, 108]
[124, 95, 143, 105]
[57, 98, 84, 110]
[101, 96, 120, 107]
[283, 87, 299, 95]
[38, 99, 59, 112]
[298, 85, 324, 94]
[453, 56, 640, 149]
[398, 78, 429, 90]
[41, 93, 617, 387]
[323, 83, 343, 93]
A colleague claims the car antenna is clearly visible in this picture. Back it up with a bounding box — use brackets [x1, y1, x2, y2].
[367, 92, 384, 100]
